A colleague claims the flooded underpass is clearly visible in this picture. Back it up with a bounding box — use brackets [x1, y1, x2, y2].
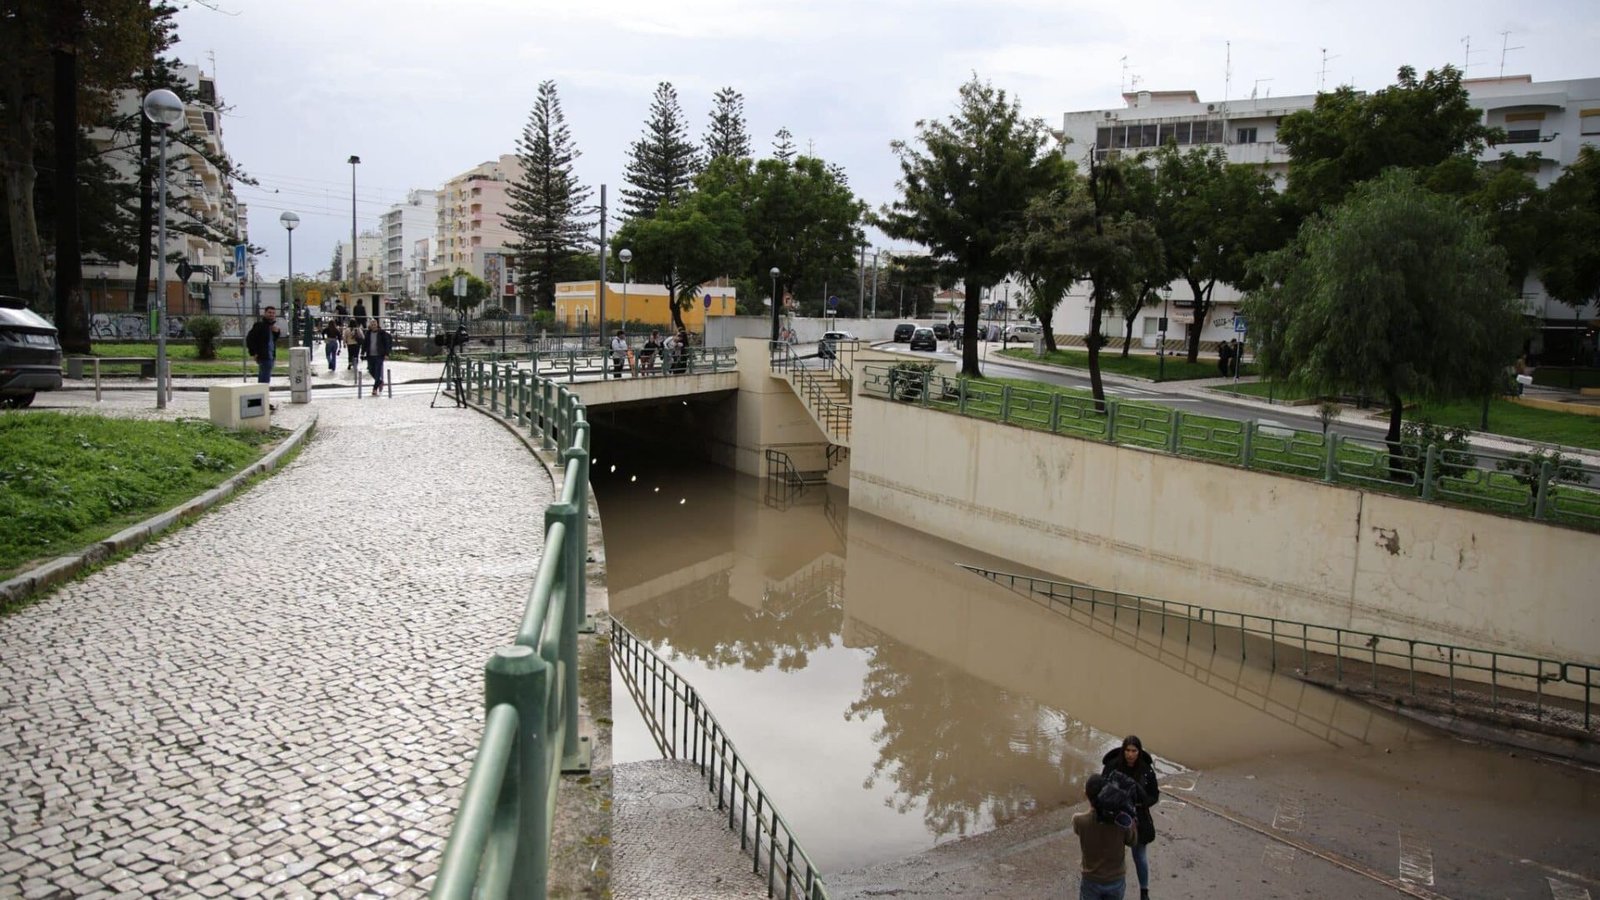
[592, 431, 1600, 897]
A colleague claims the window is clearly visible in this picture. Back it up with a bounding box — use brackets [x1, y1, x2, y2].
[1236, 127, 1258, 144]
[1582, 110, 1600, 136]
[1504, 129, 1541, 144]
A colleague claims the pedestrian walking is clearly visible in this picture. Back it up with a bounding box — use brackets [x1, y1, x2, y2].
[1073, 773, 1137, 900]
[364, 318, 393, 396]
[1228, 339, 1241, 376]
[353, 299, 368, 327]
[610, 329, 628, 379]
[345, 321, 364, 371]
[245, 306, 282, 384]
[1217, 341, 1233, 376]
[1101, 737, 1160, 900]
[322, 318, 343, 372]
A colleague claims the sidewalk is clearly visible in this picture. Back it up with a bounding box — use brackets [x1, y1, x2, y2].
[974, 342, 1600, 466]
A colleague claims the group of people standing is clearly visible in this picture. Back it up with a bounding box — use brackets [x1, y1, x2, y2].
[610, 328, 693, 378]
[1073, 736, 1161, 899]
[1216, 339, 1243, 377]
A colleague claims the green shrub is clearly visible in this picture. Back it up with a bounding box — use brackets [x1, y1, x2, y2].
[185, 315, 225, 360]
[888, 362, 938, 401]
[1494, 447, 1592, 491]
[1397, 419, 1475, 478]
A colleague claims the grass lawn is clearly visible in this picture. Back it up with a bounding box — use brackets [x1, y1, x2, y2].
[996, 346, 1254, 381]
[0, 412, 283, 583]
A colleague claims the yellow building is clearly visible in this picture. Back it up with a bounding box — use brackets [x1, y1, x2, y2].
[554, 280, 738, 332]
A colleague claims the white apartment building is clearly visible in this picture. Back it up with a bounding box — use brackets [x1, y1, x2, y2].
[84, 63, 245, 319]
[430, 155, 523, 293]
[1053, 74, 1600, 352]
[380, 189, 436, 300]
[336, 232, 385, 285]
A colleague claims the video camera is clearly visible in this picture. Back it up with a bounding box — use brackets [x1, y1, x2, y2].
[433, 327, 471, 349]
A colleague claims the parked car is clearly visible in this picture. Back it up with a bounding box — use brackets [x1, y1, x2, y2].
[1004, 323, 1043, 342]
[818, 330, 855, 360]
[932, 322, 951, 339]
[892, 323, 916, 343]
[908, 327, 938, 351]
[0, 296, 63, 408]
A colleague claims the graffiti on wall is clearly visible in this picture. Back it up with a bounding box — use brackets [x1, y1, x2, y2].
[90, 313, 244, 340]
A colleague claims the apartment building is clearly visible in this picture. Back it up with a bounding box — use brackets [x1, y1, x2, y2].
[430, 155, 522, 292]
[83, 63, 244, 319]
[336, 232, 385, 285]
[1053, 74, 1600, 350]
[380, 189, 436, 301]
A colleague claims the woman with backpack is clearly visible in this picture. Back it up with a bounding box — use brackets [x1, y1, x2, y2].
[1101, 736, 1160, 900]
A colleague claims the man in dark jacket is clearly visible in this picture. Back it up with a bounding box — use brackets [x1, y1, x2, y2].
[245, 306, 282, 384]
[363, 318, 393, 397]
[1073, 773, 1137, 899]
[1102, 736, 1160, 900]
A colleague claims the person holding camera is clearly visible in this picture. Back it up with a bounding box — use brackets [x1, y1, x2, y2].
[1074, 773, 1138, 899]
[1101, 736, 1160, 900]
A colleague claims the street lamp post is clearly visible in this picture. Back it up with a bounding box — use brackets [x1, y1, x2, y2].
[769, 267, 781, 343]
[348, 155, 360, 304]
[280, 211, 302, 349]
[142, 88, 184, 410]
[619, 248, 632, 336]
[1158, 285, 1171, 382]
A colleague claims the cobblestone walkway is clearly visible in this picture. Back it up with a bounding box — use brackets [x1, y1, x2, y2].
[0, 390, 554, 897]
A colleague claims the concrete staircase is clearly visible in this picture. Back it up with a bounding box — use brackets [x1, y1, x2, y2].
[784, 361, 853, 447]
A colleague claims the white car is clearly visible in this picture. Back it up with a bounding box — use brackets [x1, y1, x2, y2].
[1004, 324, 1043, 341]
[818, 330, 855, 359]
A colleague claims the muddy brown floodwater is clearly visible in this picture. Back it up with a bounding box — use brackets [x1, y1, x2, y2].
[593, 443, 1600, 888]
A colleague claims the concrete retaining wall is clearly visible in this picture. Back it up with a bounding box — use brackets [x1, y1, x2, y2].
[847, 393, 1600, 666]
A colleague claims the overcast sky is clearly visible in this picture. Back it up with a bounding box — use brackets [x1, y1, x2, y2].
[169, 0, 1599, 280]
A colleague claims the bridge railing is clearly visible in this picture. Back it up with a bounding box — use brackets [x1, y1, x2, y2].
[466, 345, 738, 382]
[768, 341, 852, 442]
[963, 565, 1600, 733]
[612, 622, 830, 900]
[858, 364, 1600, 532]
[432, 360, 593, 900]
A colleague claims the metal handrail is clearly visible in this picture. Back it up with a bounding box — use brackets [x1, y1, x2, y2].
[963, 565, 1599, 732]
[465, 345, 739, 383]
[612, 622, 830, 900]
[857, 364, 1600, 531]
[769, 341, 852, 442]
[432, 359, 593, 900]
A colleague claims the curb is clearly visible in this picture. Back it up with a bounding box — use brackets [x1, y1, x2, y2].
[0, 413, 319, 609]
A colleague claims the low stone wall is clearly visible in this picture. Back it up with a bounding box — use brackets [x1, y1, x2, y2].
[847, 392, 1600, 667]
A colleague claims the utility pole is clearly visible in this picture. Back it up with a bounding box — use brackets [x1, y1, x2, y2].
[858, 244, 866, 310]
[597, 184, 607, 346]
[870, 250, 880, 319]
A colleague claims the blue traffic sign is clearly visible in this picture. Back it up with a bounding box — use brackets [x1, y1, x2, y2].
[827, 295, 839, 308]
[1233, 315, 1247, 334]
[234, 244, 247, 279]
[704, 293, 712, 309]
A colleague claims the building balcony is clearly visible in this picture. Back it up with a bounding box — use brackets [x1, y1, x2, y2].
[1225, 142, 1290, 166]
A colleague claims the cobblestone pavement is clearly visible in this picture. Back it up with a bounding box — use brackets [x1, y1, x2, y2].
[1, 388, 554, 897]
[612, 760, 768, 900]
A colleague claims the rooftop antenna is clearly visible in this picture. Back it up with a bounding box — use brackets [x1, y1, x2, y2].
[1120, 56, 1132, 94]
[1318, 48, 1340, 92]
[1460, 36, 1485, 75]
[1498, 31, 1523, 78]
[1222, 41, 1232, 143]
[1251, 78, 1273, 101]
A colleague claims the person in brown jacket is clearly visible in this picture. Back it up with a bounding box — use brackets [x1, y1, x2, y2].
[1072, 773, 1137, 899]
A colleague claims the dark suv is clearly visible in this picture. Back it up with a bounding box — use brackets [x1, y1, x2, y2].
[0, 297, 63, 408]
[892, 323, 915, 343]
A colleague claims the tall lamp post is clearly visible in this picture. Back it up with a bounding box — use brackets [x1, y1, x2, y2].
[280, 211, 302, 347]
[142, 88, 184, 410]
[769, 267, 781, 343]
[618, 248, 632, 335]
[1157, 285, 1171, 382]
[347, 155, 360, 306]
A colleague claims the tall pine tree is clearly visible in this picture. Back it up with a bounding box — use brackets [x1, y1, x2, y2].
[772, 127, 796, 163]
[703, 87, 751, 161]
[621, 82, 698, 221]
[505, 79, 592, 312]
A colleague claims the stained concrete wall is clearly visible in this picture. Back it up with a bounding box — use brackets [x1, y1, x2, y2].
[847, 392, 1600, 666]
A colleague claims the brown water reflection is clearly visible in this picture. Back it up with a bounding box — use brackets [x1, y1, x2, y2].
[594, 453, 1429, 871]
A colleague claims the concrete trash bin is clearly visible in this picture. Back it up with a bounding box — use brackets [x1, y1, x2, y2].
[208, 383, 271, 431]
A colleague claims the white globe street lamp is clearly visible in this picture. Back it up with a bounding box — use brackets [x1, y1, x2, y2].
[142, 88, 184, 410]
[619, 248, 632, 336]
[280, 211, 300, 350]
[769, 267, 781, 343]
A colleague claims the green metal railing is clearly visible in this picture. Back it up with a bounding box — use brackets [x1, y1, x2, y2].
[432, 360, 593, 900]
[963, 565, 1599, 732]
[768, 341, 852, 441]
[612, 623, 830, 900]
[859, 365, 1600, 531]
[465, 345, 739, 382]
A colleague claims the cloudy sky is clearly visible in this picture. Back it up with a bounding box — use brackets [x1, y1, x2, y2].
[169, 0, 1598, 280]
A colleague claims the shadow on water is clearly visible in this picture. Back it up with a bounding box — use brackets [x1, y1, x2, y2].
[591, 438, 1432, 871]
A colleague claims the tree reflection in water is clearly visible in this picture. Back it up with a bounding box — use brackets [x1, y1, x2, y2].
[621, 557, 846, 673]
[845, 622, 1094, 841]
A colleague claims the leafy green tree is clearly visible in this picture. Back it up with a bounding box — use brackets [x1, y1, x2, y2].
[1277, 64, 1496, 215]
[703, 87, 751, 162]
[1464, 153, 1545, 292]
[880, 76, 1063, 377]
[621, 81, 698, 221]
[428, 269, 488, 313]
[1107, 161, 1171, 358]
[611, 182, 751, 332]
[505, 80, 593, 313]
[1242, 169, 1524, 473]
[742, 154, 865, 312]
[1143, 144, 1280, 363]
[184, 313, 222, 359]
[1536, 145, 1600, 326]
[771, 126, 796, 163]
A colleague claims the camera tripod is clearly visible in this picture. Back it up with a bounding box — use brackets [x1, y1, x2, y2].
[430, 322, 470, 409]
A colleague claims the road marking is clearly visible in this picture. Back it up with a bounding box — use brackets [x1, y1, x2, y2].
[1549, 877, 1592, 900]
[1263, 842, 1298, 874]
[1271, 797, 1305, 833]
[1399, 831, 1435, 886]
